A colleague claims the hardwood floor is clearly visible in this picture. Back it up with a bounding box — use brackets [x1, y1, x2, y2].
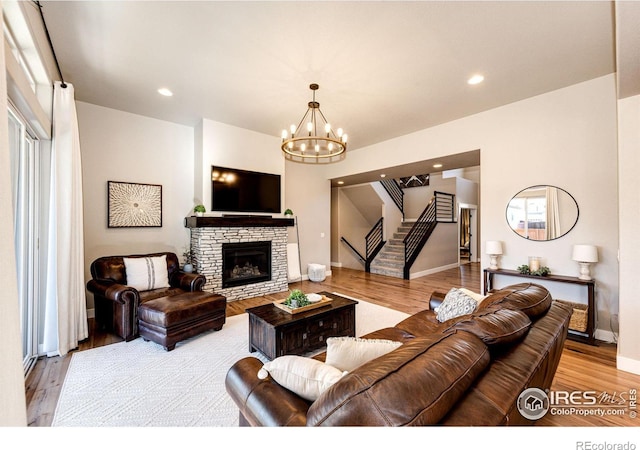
[25, 263, 640, 427]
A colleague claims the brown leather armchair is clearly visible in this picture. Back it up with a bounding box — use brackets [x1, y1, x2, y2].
[87, 252, 205, 341]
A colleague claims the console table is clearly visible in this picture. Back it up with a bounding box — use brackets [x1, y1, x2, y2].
[483, 268, 596, 345]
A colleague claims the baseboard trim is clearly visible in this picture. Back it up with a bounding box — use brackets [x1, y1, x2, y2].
[410, 263, 459, 280]
[617, 354, 640, 375]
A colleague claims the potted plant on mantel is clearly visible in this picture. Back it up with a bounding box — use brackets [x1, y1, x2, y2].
[194, 204, 206, 217]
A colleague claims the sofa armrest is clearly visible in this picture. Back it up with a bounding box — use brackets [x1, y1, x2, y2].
[429, 291, 446, 310]
[225, 357, 310, 426]
[171, 271, 206, 291]
[87, 279, 138, 304]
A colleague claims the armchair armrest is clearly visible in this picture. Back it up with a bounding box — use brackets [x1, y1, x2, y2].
[429, 291, 446, 310]
[87, 279, 138, 304]
[225, 357, 310, 426]
[171, 271, 206, 291]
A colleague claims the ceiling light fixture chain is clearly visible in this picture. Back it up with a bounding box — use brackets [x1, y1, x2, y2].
[281, 83, 347, 164]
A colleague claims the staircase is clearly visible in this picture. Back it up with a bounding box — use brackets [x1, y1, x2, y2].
[369, 221, 412, 278]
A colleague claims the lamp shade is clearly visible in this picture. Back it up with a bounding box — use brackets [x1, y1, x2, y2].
[486, 241, 503, 255]
[572, 244, 598, 263]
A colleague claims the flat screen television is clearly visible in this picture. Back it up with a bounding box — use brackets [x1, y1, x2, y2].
[211, 166, 281, 214]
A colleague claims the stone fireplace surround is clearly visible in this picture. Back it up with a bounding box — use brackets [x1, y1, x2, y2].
[185, 216, 294, 301]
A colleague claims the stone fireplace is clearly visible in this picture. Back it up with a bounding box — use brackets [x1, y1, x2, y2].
[185, 216, 294, 301]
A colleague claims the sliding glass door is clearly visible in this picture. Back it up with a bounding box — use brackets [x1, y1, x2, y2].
[8, 105, 40, 374]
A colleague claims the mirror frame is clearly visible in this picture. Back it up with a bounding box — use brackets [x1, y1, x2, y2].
[505, 185, 579, 241]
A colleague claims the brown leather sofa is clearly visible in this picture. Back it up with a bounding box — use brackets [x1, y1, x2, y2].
[87, 252, 209, 342]
[225, 283, 572, 426]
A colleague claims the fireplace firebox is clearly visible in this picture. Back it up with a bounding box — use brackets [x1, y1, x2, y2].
[222, 241, 271, 288]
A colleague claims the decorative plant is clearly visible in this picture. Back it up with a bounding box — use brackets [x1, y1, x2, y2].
[194, 204, 206, 213]
[183, 248, 193, 265]
[284, 208, 293, 216]
[517, 264, 551, 276]
[283, 289, 309, 308]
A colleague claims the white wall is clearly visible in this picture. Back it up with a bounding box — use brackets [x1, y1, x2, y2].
[334, 189, 372, 270]
[320, 75, 619, 343]
[0, 8, 28, 424]
[77, 102, 195, 311]
[617, 94, 640, 374]
[402, 173, 456, 219]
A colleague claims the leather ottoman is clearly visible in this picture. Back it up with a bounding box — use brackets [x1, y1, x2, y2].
[138, 291, 227, 351]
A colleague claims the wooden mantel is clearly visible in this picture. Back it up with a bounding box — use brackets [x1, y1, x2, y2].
[184, 216, 295, 228]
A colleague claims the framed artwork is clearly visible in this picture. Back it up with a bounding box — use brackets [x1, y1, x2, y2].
[108, 181, 162, 228]
[398, 174, 430, 189]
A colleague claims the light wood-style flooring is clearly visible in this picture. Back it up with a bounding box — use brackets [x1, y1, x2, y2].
[25, 263, 640, 427]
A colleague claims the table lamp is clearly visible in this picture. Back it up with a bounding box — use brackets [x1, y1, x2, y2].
[486, 241, 503, 270]
[572, 244, 598, 280]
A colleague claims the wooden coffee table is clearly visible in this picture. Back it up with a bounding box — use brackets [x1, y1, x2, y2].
[246, 292, 357, 360]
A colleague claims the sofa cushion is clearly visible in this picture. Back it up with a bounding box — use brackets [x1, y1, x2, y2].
[306, 331, 490, 426]
[437, 306, 532, 346]
[325, 337, 403, 372]
[257, 355, 347, 401]
[435, 287, 478, 322]
[123, 255, 170, 292]
[479, 283, 552, 319]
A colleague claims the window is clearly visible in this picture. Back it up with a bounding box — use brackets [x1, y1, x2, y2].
[8, 104, 40, 374]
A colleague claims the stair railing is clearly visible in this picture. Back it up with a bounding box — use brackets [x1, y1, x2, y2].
[365, 218, 385, 272]
[340, 237, 365, 264]
[403, 191, 456, 279]
[380, 179, 404, 216]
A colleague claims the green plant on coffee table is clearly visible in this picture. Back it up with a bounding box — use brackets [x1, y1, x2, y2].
[517, 264, 551, 276]
[283, 289, 310, 309]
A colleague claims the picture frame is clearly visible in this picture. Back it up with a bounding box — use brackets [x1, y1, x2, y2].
[107, 181, 162, 228]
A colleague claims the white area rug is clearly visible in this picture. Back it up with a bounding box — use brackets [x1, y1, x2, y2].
[52, 295, 409, 427]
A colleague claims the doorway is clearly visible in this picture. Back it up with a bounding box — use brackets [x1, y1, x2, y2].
[459, 205, 478, 265]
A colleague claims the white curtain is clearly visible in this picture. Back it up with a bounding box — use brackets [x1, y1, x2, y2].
[42, 82, 88, 356]
[546, 186, 561, 240]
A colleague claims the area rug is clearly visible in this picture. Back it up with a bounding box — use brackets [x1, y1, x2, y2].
[51, 295, 409, 427]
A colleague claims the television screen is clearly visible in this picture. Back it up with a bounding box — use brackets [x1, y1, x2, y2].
[211, 166, 281, 214]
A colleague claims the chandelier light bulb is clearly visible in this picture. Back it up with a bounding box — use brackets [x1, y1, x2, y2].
[315, 144, 320, 153]
[337, 128, 343, 137]
[325, 123, 331, 134]
[342, 134, 348, 143]
[290, 124, 296, 136]
[307, 122, 313, 133]
[281, 129, 288, 140]
[288, 141, 293, 149]
[328, 142, 334, 151]
[300, 143, 306, 152]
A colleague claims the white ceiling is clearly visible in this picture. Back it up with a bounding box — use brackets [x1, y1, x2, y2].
[40, 0, 618, 156]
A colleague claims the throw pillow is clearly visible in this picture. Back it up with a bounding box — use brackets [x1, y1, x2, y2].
[257, 355, 347, 401]
[435, 287, 478, 323]
[123, 255, 170, 292]
[458, 288, 488, 304]
[325, 337, 403, 372]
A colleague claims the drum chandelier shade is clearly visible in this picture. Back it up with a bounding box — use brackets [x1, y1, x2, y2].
[281, 84, 347, 163]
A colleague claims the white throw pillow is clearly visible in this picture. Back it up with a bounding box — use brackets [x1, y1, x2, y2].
[123, 255, 170, 292]
[458, 288, 488, 304]
[435, 287, 478, 323]
[325, 336, 403, 372]
[257, 355, 347, 401]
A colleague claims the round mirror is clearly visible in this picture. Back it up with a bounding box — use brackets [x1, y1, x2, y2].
[506, 185, 579, 241]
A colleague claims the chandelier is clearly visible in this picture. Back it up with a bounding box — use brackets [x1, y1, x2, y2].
[281, 83, 347, 163]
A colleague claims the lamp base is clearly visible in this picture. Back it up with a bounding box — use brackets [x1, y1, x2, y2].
[489, 255, 499, 270]
[577, 262, 593, 281]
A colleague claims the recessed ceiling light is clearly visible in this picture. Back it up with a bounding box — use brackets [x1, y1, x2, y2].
[380, 174, 386, 178]
[433, 163, 443, 169]
[157, 88, 173, 97]
[467, 74, 484, 85]
[337, 181, 344, 185]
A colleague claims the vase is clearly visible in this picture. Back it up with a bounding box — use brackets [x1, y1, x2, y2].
[183, 263, 193, 273]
